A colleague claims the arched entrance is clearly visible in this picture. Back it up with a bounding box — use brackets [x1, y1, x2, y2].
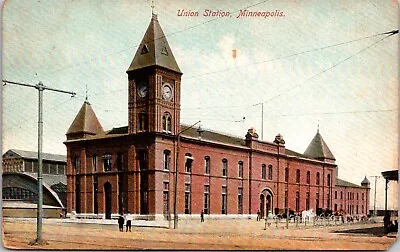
[260, 189, 273, 219]
[104, 182, 112, 219]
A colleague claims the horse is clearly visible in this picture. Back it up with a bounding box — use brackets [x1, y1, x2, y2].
[302, 209, 315, 223]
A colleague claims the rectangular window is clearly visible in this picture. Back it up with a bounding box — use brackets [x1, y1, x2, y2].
[268, 165, 273, 180]
[222, 186, 227, 214]
[185, 183, 191, 214]
[341, 191, 343, 200]
[204, 157, 210, 174]
[357, 193, 359, 200]
[296, 169, 300, 183]
[238, 187, 243, 214]
[356, 205, 359, 214]
[316, 172, 320, 185]
[261, 164, 266, 180]
[117, 152, 123, 171]
[362, 193, 364, 201]
[204, 185, 210, 214]
[327, 194, 330, 209]
[316, 192, 319, 210]
[238, 161, 243, 178]
[295, 191, 300, 212]
[163, 182, 169, 217]
[306, 171, 310, 184]
[74, 157, 81, 172]
[285, 168, 289, 182]
[222, 159, 228, 177]
[92, 155, 97, 172]
[335, 191, 337, 199]
[164, 150, 171, 170]
[334, 204, 337, 212]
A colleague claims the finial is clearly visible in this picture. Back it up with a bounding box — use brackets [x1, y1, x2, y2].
[317, 120, 319, 133]
[85, 84, 89, 103]
[151, 0, 155, 15]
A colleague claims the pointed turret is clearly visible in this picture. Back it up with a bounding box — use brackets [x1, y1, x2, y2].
[66, 101, 104, 140]
[127, 14, 181, 73]
[304, 131, 335, 162]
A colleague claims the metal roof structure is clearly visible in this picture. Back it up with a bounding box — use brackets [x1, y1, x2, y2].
[4, 149, 66, 163]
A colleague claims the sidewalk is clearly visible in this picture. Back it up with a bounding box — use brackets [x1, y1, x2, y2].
[3, 217, 170, 228]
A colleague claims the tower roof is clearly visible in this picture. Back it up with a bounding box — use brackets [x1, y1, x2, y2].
[127, 14, 181, 73]
[66, 101, 103, 136]
[303, 131, 335, 160]
[361, 176, 370, 185]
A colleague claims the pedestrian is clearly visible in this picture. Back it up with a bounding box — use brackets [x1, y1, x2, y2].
[125, 211, 133, 232]
[118, 214, 124, 232]
[200, 210, 204, 222]
[257, 209, 260, 221]
[267, 211, 273, 227]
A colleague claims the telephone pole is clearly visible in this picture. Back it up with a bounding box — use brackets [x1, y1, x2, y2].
[3, 80, 76, 245]
[369, 175, 381, 216]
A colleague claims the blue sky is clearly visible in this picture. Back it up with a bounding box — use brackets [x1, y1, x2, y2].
[2, 0, 398, 209]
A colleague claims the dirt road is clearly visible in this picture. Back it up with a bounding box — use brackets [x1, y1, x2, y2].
[2, 219, 396, 250]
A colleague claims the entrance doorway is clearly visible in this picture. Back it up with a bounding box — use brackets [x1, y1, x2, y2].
[260, 189, 273, 218]
[104, 182, 112, 219]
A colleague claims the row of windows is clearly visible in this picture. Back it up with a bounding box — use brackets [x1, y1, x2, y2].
[333, 203, 365, 215]
[183, 184, 243, 215]
[2, 187, 36, 202]
[285, 168, 331, 186]
[73, 153, 124, 173]
[334, 191, 364, 201]
[164, 151, 275, 179]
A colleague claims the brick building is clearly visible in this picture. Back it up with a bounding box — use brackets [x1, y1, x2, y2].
[64, 14, 370, 220]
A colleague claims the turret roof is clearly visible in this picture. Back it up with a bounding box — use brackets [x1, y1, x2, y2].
[127, 14, 181, 73]
[304, 131, 335, 160]
[66, 101, 103, 136]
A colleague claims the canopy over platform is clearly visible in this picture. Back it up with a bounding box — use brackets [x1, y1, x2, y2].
[381, 170, 398, 181]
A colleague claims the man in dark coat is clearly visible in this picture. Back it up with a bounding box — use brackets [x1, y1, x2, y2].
[118, 214, 125, 232]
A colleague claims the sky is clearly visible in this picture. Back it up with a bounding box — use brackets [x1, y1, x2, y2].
[2, 0, 398, 210]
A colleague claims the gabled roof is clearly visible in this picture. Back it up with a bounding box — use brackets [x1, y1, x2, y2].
[127, 14, 181, 73]
[66, 101, 104, 136]
[3, 149, 66, 163]
[336, 178, 362, 188]
[303, 131, 335, 160]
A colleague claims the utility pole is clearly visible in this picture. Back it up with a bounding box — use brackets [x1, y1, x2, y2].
[173, 120, 201, 229]
[3, 80, 76, 245]
[369, 176, 381, 216]
[253, 103, 264, 140]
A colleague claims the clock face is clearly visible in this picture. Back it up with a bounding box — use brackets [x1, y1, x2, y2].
[162, 83, 173, 100]
[137, 81, 148, 98]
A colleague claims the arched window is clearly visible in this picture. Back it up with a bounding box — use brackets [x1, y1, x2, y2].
[163, 150, 171, 170]
[285, 167, 289, 182]
[185, 153, 193, 173]
[139, 111, 148, 131]
[162, 113, 172, 133]
[316, 172, 320, 185]
[268, 165, 273, 180]
[204, 156, 210, 174]
[327, 174, 331, 187]
[222, 159, 228, 177]
[306, 171, 311, 184]
[92, 154, 97, 172]
[238, 161, 243, 178]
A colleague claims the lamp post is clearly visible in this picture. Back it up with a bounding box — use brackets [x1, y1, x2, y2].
[173, 120, 201, 229]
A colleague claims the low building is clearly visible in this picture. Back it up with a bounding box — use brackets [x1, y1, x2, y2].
[2, 149, 67, 213]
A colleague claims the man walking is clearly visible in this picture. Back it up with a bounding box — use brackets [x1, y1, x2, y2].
[200, 210, 204, 222]
[118, 214, 125, 232]
[125, 211, 133, 232]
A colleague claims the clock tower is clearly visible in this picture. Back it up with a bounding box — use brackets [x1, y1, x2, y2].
[127, 14, 182, 135]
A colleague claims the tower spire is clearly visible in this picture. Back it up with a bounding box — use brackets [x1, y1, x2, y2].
[85, 84, 89, 104]
[151, 0, 155, 15]
[317, 120, 320, 133]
